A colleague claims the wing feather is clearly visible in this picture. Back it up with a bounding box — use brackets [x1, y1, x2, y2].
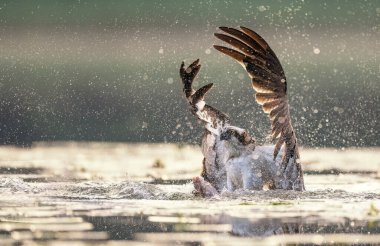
[255, 93, 282, 104]
[192, 83, 214, 104]
[269, 102, 287, 119]
[214, 26, 299, 165]
[252, 81, 276, 93]
[217, 26, 284, 74]
[252, 79, 285, 94]
[213, 45, 246, 65]
[273, 136, 285, 160]
[262, 99, 283, 113]
[214, 33, 265, 63]
[219, 27, 267, 54]
[272, 125, 283, 139]
[245, 61, 284, 82]
[239, 26, 284, 73]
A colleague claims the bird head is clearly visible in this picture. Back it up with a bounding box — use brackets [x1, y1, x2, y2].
[220, 126, 255, 150]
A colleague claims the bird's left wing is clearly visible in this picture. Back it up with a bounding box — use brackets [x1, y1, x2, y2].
[213, 26, 299, 168]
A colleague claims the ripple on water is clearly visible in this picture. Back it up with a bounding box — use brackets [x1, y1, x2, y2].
[1, 177, 380, 201]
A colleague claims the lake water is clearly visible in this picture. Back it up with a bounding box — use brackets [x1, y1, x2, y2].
[0, 142, 380, 245]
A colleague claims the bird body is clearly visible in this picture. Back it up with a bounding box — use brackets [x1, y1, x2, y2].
[226, 145, 281, 191]
[179, 25, 305, 197]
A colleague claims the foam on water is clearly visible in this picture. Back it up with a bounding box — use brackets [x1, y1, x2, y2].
[0, 177, 40, 193]
[61, 181, 195, 200]
[1, 176, 379, 202]
[0, 177, 195, 200]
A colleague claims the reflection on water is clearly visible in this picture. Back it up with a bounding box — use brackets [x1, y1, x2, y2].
[1, 203, 380, 245]
[87, 214, 380, 240]
[0, 143, 380, 245]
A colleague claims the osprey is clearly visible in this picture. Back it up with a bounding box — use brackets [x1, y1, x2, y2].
[180, 26, 305, 197]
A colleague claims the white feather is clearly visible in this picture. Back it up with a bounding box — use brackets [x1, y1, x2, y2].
[195, 100, 205, 111]
[206, 124, 219, 136]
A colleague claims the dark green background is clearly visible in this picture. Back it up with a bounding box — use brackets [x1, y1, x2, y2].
[0, 0, 378, 147]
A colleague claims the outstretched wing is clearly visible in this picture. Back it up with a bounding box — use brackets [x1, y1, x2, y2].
[214, 26, 299, 166]
[180, 60, 230, 130]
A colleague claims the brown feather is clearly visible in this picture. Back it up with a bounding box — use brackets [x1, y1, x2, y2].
[252, 81, 275, 93]
[213, 45, 245, 64]
[240, 27, 282, 63]
[273, 137, 285, 160]
[272, 126, 282, 139]
[239, 26, 269, 50]
[262, 99, 283, 113]
[192, 83, 213, 104]
[282, 123, 293, 136]
[271, 113, 287, 126]
[283, 139, 296, 165]
[214, 33, 259, 57]
[272, 117, 289, 133]
[219, 27, 267, 54]
[217, 27, 284, 76]
[271, 116, 287, 131]
[271, 125, 283, 138]
[244, 56, 267, 69]
[255, 92, 282, 104]
[246, 62, 284, 82]
[269, 103, 286, 117]
[252, 79, 285, 94]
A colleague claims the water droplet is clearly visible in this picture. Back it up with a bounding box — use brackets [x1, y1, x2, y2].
[258, 6, 267, 12]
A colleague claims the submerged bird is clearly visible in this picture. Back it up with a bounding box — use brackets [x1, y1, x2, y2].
[180, 26, 305, 197]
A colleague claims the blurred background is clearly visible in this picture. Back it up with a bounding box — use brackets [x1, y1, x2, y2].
[0, 0, 378, 147]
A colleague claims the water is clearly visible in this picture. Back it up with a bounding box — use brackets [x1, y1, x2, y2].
[0, 142, 380, 245]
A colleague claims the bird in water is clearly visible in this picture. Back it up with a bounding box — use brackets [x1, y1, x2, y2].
[179, 26, 305, 197]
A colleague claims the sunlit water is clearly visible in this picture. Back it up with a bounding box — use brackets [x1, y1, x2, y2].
[0, 142, 380, 245]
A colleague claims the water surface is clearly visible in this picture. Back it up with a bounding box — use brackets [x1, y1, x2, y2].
[0, 142, 379, 245]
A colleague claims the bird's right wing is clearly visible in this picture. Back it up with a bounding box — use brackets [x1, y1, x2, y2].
[180, 59, 230, 133]
[214, 26, 299, 168]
